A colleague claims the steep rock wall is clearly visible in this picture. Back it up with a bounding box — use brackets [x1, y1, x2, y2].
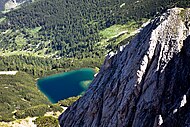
[59, 8, 190, 127]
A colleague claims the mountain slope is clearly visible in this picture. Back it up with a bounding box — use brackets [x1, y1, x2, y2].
[0, 71, 50, 121]
[1, 0, 190, 58]
[1, 0, 190, 79]
[59, 8, 190, 127]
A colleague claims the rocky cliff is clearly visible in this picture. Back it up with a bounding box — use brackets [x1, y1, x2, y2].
[59, 8, 190, 127]
[0, 0, 32, 11]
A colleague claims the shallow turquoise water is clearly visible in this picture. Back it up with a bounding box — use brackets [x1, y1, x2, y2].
[37, 68, 95, 103]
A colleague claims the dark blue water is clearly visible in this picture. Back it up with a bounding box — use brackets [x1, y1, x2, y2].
[37, 68, 95, 103]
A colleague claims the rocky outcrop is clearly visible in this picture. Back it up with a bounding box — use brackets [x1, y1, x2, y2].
[0, 0, 31, 11]
[59, 8, 190, 127]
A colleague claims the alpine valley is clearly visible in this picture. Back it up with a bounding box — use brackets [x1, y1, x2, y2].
[0, 0, 190, 127]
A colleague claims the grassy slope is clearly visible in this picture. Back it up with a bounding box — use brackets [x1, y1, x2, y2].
[0, 71, 50, 121]
[0, 18, 5, 23]
[0, 0, 166, 58]
[0, 94, 79, 126]
[0, 20, 143, 58]
[97, 19, 148, 51]
[0, 0, 190, 59]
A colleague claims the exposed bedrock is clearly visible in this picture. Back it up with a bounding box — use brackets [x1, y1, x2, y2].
[59, 8, 190, 127]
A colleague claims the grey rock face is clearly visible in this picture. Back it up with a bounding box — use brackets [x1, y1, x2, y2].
[0, 0, 32, 11]
[59, 8, 190, 127]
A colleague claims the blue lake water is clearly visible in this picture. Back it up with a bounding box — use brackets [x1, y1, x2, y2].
[37, 68, 95, 103]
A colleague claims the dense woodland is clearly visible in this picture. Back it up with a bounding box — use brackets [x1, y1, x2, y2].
[0, 55, 104, 77]
[1, 0, 190, 58]
[0, 0, 189, 77]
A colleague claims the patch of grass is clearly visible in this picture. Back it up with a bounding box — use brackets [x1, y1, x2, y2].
[94, 67, 100, 73]
[179, 8, 186, 21]
[80, 80, 92, 89]
[0, 50, 47, 58]
[15, 105, 50, 119]
[14, 103, 63, 119]
[15, 34, 27, 47]
[97, 19, 148, 51]
[99, 24, 129, 39]
[0, 18, 5, 24]
[1, 29, 12, 35]
[1, 10, 10, 14]
[99, 20, 140, 39]
[0, 123, 11, 127]
[58, 96, 81, 107]
[26, 27, 42, 34]
[179, 8, 190, 22]
[34, 116, 59, 127]
[0, 27, 56, 57]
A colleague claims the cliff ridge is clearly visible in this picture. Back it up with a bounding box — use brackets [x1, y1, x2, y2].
[59, 8, 190, 127]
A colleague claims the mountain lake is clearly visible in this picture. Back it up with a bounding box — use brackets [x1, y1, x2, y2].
[37, 68, 95, 103]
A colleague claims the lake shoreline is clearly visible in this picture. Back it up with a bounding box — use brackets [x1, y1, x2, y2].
[37, 68, 95, 103]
